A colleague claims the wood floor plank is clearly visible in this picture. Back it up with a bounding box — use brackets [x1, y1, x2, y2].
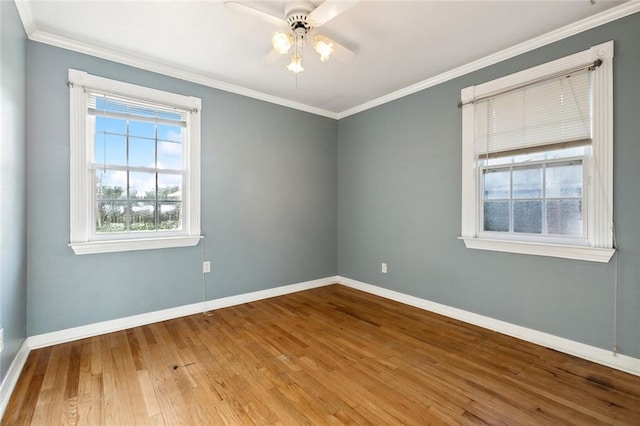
[3, 284, 640, 425]
[42, 344, 72, 425]
[2, 347, 50, 426]
[75, 340, 94, 426]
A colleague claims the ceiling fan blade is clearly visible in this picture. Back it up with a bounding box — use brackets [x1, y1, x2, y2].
[329, 39, 355, 63]
[262, 49, 284, 66]
[308, 0, 359, 27]
[224, 1, 287, 28]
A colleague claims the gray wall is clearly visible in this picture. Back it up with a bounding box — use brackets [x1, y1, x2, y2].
[338, 13, 640, 358]
[0, 1, 28, 382]
[20, 7, 640, 361]
[26, 43, 337, 335]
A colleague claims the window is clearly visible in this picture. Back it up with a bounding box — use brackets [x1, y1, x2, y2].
[481, 152, 585, 239]
[69, 69, 201, 254]
[460, 41, 614, 262]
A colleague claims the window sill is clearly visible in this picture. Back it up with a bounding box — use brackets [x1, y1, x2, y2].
[459, 237, 615, 263]
[69, 235, 202, 255]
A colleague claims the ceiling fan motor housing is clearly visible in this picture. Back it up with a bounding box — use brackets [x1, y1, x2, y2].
[285, 1, 314, 33]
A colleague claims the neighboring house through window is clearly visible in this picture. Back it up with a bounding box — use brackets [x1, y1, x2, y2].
[460, 41, 614, 262]
[69, 69, 201, 254]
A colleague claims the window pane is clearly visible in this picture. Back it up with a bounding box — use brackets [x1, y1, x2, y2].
[546, 146, 586, 160]
[95, 116, 126, 135]
[484, 201, 510, 232]
[130, 201, 155, 231]
[96, 201, 127, 233]
[513, 201, 542, 233]
[483, 169, 510, 199]
[158, 174, 182, 201]
[158, 141, 183, 170]
[130, 172, 156, 200]
[158, 124, 182, 143]
[513, 152, 545, 163]
[95, 134, 126, 166]
[129, 120, 155, 139]
[129, 137, 156, 168]
[483, 156, 512, 167]
[513, 167, 542, 199]
[546, 162, 582, 198]
[547, 200, 582, 236]
[159, 202, 182, 230]
[96, 169, 127, 200]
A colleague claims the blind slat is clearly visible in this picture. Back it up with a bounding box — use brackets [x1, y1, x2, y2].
[88, 92, 189, 124]
[88, 108, 187, 128]
[475, 70, 591, 156]
[479, 138, 590, 160]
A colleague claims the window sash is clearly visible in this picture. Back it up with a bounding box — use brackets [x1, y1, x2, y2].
[478, 157, 587, 241]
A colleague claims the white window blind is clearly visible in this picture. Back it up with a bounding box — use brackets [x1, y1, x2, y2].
[474, 70, 591, 158]
[88, 92, 189, 128]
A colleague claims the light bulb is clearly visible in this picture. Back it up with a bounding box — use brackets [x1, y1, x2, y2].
[287, 53, 304, 74]
[272, 32, 293, 55]
[312, 35, 334, 63]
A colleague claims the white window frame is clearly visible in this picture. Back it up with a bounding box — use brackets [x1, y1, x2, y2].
[460, 41, 615, 263]
[68, 69, 201, 255]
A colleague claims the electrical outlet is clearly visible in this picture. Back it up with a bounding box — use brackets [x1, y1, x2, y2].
[0, 328, 4, 353]
[203, 261, 211, 273]
[381, 262, 388, 274]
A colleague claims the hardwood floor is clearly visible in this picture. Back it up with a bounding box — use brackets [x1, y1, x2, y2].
[3, 284, 640, 425]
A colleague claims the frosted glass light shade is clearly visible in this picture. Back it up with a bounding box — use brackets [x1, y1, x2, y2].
[287, 53, 304, 73]
[272, 32, 293, 55]
[312, 35, 334, 62]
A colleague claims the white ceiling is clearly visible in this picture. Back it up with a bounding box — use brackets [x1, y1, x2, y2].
[16, 0, 634, 117]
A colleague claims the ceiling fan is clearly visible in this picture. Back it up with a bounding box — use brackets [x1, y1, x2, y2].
[224, 1, 357, 74]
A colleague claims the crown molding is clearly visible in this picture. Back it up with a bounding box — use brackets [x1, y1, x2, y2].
[13, 0, 640, 120]
[15, 0, 333, 119]
[14, 0, 35, 35]
[29, 29, 338, 119]
[336, 1, 640, 119]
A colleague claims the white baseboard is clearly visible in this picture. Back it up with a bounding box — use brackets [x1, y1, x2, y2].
[28, 276, 337, 350]
[202, 276, 337, 312]
[337, 276, 640, 377]
[20, 272, 639, 408]
[0, 340, 31, 419]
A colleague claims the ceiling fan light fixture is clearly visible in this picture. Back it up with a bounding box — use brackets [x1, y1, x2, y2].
[287, 53, 304, 74]
[312, 34, 334, 62]
[272, 32, 294, 54]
